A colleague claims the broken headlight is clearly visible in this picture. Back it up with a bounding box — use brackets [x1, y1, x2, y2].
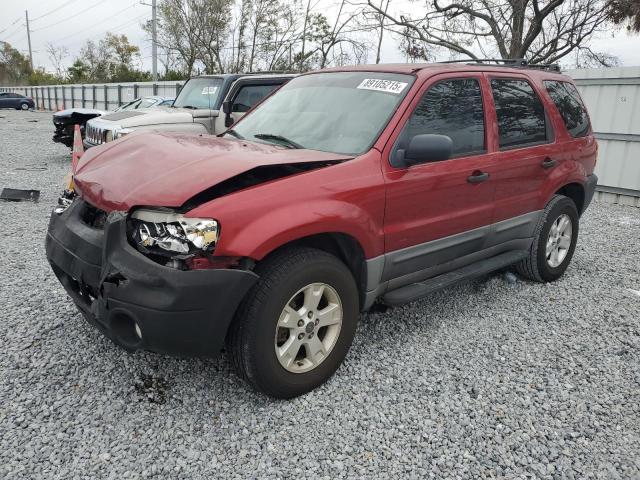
[129, 209, 219, 256]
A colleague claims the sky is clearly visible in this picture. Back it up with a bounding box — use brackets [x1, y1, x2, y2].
[1, 0, 639, 74]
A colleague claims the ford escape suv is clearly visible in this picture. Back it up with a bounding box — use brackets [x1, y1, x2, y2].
[46, 61, 597, 398]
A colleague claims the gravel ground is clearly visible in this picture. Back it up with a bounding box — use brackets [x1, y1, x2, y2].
[1, 109, 639, 479]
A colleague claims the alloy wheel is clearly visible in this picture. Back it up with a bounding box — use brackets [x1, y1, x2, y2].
[546, 213, 573, 268]
[274, 283, 343, 373]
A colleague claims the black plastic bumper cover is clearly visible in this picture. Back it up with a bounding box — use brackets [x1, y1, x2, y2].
[45, 200, 258, 357]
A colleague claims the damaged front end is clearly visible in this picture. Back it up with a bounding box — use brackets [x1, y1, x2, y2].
[45, 199, 258, 356]
[128, 209, 221, 270]
[52, 110, 104, 148]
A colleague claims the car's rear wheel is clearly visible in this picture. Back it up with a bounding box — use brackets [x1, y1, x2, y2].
[517, 195, 579, 282]
[226, 247, 359, 398]
[19, 102, 29, 111]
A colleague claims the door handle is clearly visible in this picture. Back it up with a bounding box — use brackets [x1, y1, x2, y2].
[467, 171, 490, 184]
[542, 158, 557, 169]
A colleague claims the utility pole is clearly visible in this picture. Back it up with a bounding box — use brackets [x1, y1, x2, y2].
[152, 0, 158, 81]
[25, 10, 34, 71]
[375, 0, 389, 64]
[299, 0, 311, 72]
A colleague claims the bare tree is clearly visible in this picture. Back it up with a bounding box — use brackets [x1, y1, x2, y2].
[46, 43, 68, 79]
[305, 1, 367, 69]
[146, 0, 202, 76]
[367, 0, 618, 65]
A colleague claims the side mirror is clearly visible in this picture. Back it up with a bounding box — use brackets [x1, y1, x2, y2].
[222, 100, 234, 127]
[398, 134, 453, 166]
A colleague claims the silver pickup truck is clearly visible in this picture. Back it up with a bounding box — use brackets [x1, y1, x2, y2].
[84, 73, 295, 148]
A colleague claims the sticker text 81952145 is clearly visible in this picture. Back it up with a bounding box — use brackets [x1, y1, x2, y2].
[357, 79, 409, 94]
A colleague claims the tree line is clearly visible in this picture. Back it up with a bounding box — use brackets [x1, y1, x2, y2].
[1, 0, 639, 86]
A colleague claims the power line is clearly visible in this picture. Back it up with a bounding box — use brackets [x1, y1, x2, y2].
[30, 0, 79, 22]
[51, 6, 143, 43]
[31, 1, 104, 32]
[0, 16, 22, 35]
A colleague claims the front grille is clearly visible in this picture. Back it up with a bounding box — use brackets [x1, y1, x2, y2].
[80, 201, 108, 229]
[85, 124, 107, 145]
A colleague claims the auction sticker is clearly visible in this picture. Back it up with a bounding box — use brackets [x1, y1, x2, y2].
[201, 86, 219, 95]
[357, 78, 408, 94]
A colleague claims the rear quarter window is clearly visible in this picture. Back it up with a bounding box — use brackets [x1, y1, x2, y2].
[544, 80, 591, 138]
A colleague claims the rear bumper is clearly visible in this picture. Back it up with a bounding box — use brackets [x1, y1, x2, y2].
[45, 200, 258, 357]
[583, 173, 598, 213]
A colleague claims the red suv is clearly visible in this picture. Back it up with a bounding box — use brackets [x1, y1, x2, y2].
[46, 62, 597, 398]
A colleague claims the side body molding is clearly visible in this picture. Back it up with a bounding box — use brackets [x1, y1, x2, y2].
[363, 210, 542, 309]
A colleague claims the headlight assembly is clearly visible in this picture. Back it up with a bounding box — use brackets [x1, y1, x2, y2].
[114, 128, 133, 140]
[129, 209, 219, 257]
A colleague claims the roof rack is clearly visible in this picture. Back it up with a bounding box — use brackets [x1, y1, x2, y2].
[438, 58, 561, 72]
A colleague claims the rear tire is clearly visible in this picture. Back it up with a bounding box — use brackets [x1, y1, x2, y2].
[516, 195, 579, 282]
[226, 247, 359, 398]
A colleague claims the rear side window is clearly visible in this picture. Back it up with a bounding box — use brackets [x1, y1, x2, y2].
[398, 78, 485, 158]
[232, 84, 279, 113]
[491, 79, 547, 149]
[544, 81, 590, 138]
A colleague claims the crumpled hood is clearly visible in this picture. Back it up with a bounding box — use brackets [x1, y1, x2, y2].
[74, 132, 351, 212]
[53, 108, 105, 119]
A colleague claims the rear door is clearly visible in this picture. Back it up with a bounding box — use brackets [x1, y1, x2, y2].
[381, 72, 498, 281]
[487, 73, 559, 223]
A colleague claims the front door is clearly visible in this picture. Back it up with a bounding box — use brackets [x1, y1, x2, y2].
[382, 73, 498, 283]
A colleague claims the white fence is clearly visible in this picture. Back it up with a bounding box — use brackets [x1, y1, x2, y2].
[0, 81, 185, 111]
[1, 67, 639, 204]
[568, 67, 640, 206]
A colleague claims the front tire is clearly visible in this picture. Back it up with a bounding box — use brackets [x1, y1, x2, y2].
[19, 102, 29, 111]
[517, 195, 579, 282]
[226, 247, 359, 398]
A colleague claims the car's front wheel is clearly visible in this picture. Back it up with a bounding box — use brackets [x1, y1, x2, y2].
[517, 194, 579, 282]
[19, 102, 29, 111]
[227, 247, 359, 398]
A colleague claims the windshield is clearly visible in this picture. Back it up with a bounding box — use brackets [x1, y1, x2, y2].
[173, 77, 224, 109]
[229, 72, 414, 155]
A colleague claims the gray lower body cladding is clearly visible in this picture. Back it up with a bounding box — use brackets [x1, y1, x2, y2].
[364, 210, 542, 308]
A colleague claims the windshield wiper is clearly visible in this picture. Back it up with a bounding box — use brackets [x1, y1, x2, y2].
[253, 133, 303, 149]
[178, 105, 198, 109]
[225, 129, 244, 139]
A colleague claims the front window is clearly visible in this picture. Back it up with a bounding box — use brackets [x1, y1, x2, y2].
[173, 77, 223, 110]
[229, 72, 415, 155]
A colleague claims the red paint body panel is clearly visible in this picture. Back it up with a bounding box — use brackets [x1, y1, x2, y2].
[73, 63, 597, 263]
[187, 151, 386, 259]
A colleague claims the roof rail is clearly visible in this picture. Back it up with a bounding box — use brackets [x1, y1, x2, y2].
[438, 58, 561, 72]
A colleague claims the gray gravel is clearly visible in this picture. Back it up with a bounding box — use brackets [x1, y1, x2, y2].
[1, 109, 639, 479]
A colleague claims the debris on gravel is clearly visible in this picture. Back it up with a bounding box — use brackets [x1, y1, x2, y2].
[0, 110, 639, 479]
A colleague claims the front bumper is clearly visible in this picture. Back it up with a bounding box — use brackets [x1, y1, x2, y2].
[45, 200, 258, 357]
[583, 173, 598, 213]
[52, 122, 75, 148]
